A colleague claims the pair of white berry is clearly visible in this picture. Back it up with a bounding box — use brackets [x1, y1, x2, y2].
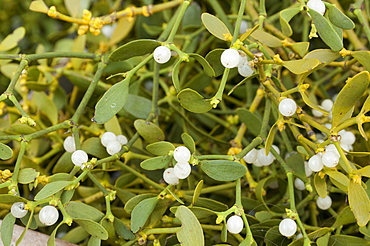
[243, 146, 280, 167]
[11, 203, 58, 226]
[308, 143, 342, 172]
[220, 49, 254, 77]
[101, 131, 128, 155]
[312, 99, 334, 117]
[163, 146, 192, 185]
[63, 136, 89, 167]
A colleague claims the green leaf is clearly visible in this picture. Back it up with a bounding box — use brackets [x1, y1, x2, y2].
[200, 160, 246, 181]
[181, 133, 196, 154]
[326, 3, 355, 30]
[184, 196, 228, 211]
[332, 71, 370, 127]
[314, 172, 327, 198]
[329, 235, 370, 246]
[172, 59, 182, 91]
[104, 115, 122, 135]
[192, 180, 204, 205]
[282, 59, 320, 74]
[354, 166, 370, 178]
[308, 9, 343, 51]
[123, 94, 152, 119]
[324, 170, 349, 192]
[74, 219, 108, 240]
[265, 123, 277, 154]
[353, 51, 370, 71]
[0, 143, 13, 160]
[131, 197, 159, 232]
[250, 29, 282, 47]
[360, 94, 370, 115]
[109, 16, 136, 46]
[291, 42, 310, 57]
[61, 226, 90, 244]
[146, 141, 175, 156]
[1, 213, 16, 246]
[182, 2, 202, 31]
[0, 27, 26, 51]
[124, 194, 156, 213]
[34, 181, 71, 200]
[237, 108, 261, 136]
[175, 206, 204, 246]
[316, 233, 330, 246]
[279, 7, 301, 36]
[177, 88, 213, 113]
[264, 226, 287, 246]
[348, 181, 370, 226]
[201, 13, 231, 41]
[189, 53, 215, 77]
[332, 206, 356, 229]
[52, 152, 74, 173]
[64, 201, 105, 222]
[32, 91, 58, 125]
[82, 137, 109, 159]
[205, 49, 224, 77]
[87, 236, 101, 246]
[303, 49, 340, 64]
[134, 119, 165, 143]
[0, 194, 28, 204]
[109, 39, 160, 62]
[140, 155, 172, 170]
[29, 0, 49, 14]
[93, 79, 129, 124]
[18, 168, 39, 184]
[286, 153, 305, 178]
[300, 90, 329, 115]
[114, 217, 135, 240]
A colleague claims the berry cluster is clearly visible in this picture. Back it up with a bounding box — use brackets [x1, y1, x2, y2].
[63, 136, 89, 168]
[243, 146, 280, 167]
[163, 146, 192, 185]
[312, 99, 334, 118]
[101, 131, 128, 155]
[226, 215, 244, 234]
[221, 49, 254, 77]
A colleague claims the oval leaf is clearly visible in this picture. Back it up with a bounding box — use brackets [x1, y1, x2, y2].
[18, 168, 39, 184]
[65, 201, 105, 222]
[0, 143, 13, 160]
[134, 119, 165, 143]
[82, 137, 109, 159]
[200, 160, 246, 181]
[109, 39, 160, 62]
[0, 27, 26, 51]
[34, 181, 71, 200]
[314, 173, 327, 198]
[205, 49, 224, 77]
[308, 9, 343, 51]
[352, 51, 370, 71]
[177, 88, 213, 113]
[326, 3, 355, 30]
[123, 94, 152, 119]
[282, 59, 319, 74]
[348, 181, 370, 226]
[93, 79, 129, 124]
[189, 53, 215, 77]
[332, 71, 370, 127]
[146, 141, 175, 156]
[175, 205, 204, 246]
[74, 219, 108, 240]
[332, 206, 356, 229]
[250, 29, 282, 47]
[1, 213, 16, 246]
[201, 13, 231, 41]
[140, 155, 172, 170]
[279, 7, 301, 36]
[181, 133, 196, 154]
[114, 217, 135, 240]
[237, 108, 261, 136]
[131, 197, 159, 233]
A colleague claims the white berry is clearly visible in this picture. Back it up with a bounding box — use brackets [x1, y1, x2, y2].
[257, 148, 275, 166]
[294, 178, 306, 191]
[312, 108, 324, 117]
[304, 161, 313, 177]
[153, 46, 171, 64]
[321, 99, 333, 112]
[106, 140, 122, 155]
[243, 148, 258, 164]
[226, 215, 244, 234]
[101, 132, 117, 147]
[279, 218, 297, 237]
[238, 62, 254, 77]
[11, 202, 28, 218]
[221, 49, 240, 68]
[321, 151, 339, 168]
[71, 150, 88, 167]
[325, 144, 340, 157]
[307, 0, 326, 16]
[39, 205, 59, 226]
[308, 154, 323, 172]
[63, 136, 76, 153]
[174, 162, 191, 179]
[316, 195, 332, 210]
[117, 134, 128, 145]
[252, 158, 264, 167]
[279, 98, 297, 117]
[340, 131, 355, 145]
[173, 146, 191, 163]
[163, 168, 179, 185]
